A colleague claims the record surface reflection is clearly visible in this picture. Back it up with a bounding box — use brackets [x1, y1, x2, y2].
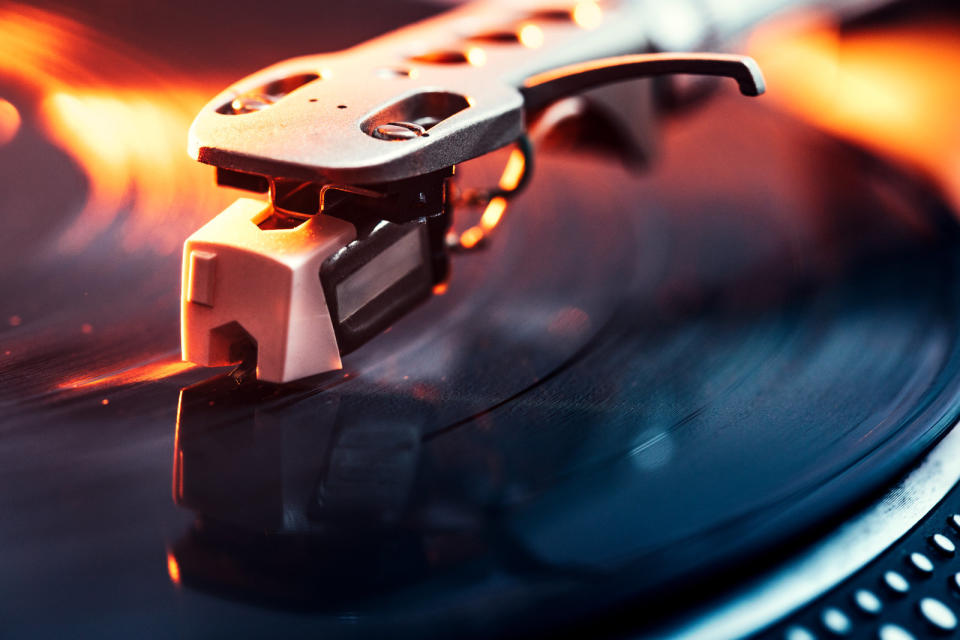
[3, 4, 960, 633]
[168, 100, 960, 636]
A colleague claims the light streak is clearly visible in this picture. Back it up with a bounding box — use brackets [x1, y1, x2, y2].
[57, 357, 196, 390]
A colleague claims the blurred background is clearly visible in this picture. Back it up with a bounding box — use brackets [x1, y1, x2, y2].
[1, 0, 958, 391]
[3, 0, 960, 637]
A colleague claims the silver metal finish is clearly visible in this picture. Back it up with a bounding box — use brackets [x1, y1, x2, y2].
[648, 418, 960, 639]
[878, 624, 916, 640]
[909, 551, 934, 574]
[852, 589, 882, 616]
[372, 121, 428, 141]
[183, 0, 904, 384]
[884, 571, 911, 595]
[335, 227, 424, 322]
[949, 514, 960, 533]
[188, 0, 765, 185]
[820, 607, 852, 635]
[918, 597, 958, 631]
[183, 0, 772, 382]
[784, 626, 816, 640]
[930, 533, 956, 556]
[228, 93, 276, 114]
[521, 52, 765, 109]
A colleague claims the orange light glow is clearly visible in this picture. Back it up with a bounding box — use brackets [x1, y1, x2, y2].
[175, 450, 183, 501]
[166, 551, 181, 586]
[173, 393, 184, 502]
[459, 226, 485, 249]
[58, 357, 196, 390]
[0, 4, 232, 256]
[101, 398, 110, 406]
[0, 97, 20, 145]
[41, 89, 222, 255]
[480, 196, 508, 231]
[749, 14, 960, 208]
[466, 47, 487, 67]
[573, 2, 603, 30]
[519, 24, 545, 49]
[498, 148, 527, 191]
[432, 282, 449, 295]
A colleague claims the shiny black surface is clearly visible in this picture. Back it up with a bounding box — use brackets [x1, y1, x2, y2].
[2, 2, 960, 638]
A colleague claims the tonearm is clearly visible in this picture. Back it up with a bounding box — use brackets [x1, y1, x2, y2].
[181, 0, 785, 382]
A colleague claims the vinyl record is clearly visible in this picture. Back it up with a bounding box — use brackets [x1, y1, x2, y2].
[2, 2, 960, 638]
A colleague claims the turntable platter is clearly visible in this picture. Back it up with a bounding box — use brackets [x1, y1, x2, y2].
[2, 2, 960, 637]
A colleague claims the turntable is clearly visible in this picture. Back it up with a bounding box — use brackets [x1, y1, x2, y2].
[3, 1, 960, 639]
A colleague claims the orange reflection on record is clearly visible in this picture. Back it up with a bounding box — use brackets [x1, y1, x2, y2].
[166, 551, 181, 586]
[57, 357, 196, 390]
[0, 4, 231, 256]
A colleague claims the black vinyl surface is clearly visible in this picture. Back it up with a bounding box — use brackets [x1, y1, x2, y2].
[2, 2, 960, 638]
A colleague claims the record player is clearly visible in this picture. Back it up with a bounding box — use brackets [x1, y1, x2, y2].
[3, 1, 960, 638]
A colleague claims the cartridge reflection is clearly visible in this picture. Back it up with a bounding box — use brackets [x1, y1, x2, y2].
[174, 377, 431, 532]
[169, 375, 471, 608]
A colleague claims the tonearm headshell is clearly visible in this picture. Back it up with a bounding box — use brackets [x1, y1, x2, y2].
[181, 0, 764, 382]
